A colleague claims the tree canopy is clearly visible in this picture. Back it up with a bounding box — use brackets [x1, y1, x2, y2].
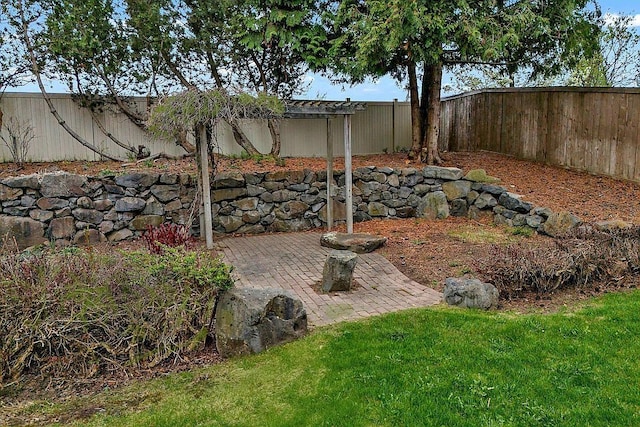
[1, 0, 605, 164]
[1, 0, 325, 159]
[568, 14, 640, 87]
[320, 0, 600, 164]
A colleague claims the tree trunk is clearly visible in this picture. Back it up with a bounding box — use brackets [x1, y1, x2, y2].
[77, 95, 137, 155]
[420, 65, 431, 143]
[422, 62, 443, 165]
[174, 129, 197, 154]
[268, 119, 281, 157]
[16, 0, 122, 162]
[229, 119, 261, 156]
[407, 61, 422, 160]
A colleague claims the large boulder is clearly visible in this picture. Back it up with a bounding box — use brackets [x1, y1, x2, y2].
[463, 169, 501, 183]
[0, 215, 47, 249]
[444, 278, 499, 310]
[423, 166, 463, 180]
[320, 231, 386, 253]
[540, 211, 581, 237]
[318, 200, 347, 223]
[215, 288, 308, 358]
[322, 250, 358, 292]
[115, 197, 146, 212]
[594, 219, 632, 231]
[40, 173, 87, 197]
[48, 217, 76, 240]
[213, 171, 246, 188]
[417, 191, 449, 220]
[114, 173, 159, 189]
[150, 184, 181, 203]
[131, 215, 164, 230]
[0, 184, 22, 201]
[2, 174, 40, 189]
[442, 180, 471, 201]
[474, 193, 498, 210]
[498, 192, 533, 214]
[73, 229, 107, 245]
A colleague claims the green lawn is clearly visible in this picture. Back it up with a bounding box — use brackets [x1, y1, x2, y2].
[25, 291, 640, 426]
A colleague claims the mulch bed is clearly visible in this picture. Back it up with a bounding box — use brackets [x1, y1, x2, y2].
[2, 151, 640, 422]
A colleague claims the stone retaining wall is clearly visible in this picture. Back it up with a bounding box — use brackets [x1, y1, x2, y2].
[0, 166, 555, 249]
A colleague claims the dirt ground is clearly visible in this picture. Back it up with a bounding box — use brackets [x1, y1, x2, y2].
[2, 150, 639, 304]
[2, 149, 639, 303]
[2, 150, 640, 424]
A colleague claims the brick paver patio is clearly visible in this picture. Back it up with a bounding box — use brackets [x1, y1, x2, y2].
[217, 232, 442, 328]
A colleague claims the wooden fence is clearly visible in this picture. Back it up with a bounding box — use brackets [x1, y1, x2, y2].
[439, 87, 640, 181]
[4, 89, 640, 183]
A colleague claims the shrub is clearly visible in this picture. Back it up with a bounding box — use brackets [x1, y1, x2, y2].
[476, 225, 640, 299]
[143, 223, 193, 254]
[0, 244, 233, 385]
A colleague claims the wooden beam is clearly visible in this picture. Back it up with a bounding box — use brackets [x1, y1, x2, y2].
[199, 128, 214, 249]
[326, 117, 333, 231]
[344, 114, 353, 234]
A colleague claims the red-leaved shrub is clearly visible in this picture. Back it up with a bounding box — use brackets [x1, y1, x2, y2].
[143, 223, 193, 254]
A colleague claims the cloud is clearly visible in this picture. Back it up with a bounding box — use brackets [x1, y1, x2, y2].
[603, 13, 640, 27]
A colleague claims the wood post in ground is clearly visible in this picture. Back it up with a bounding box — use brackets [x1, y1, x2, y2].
[326, 117, 333, 231]
[199, 128, 213, 249]
[344, 113, 353, 234]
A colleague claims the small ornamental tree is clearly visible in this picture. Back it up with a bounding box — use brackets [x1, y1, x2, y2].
[148, 89, 283, 247]
[147, 89, 284, 141]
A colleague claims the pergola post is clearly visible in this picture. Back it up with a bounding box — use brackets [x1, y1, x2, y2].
[326, 117, 333, 231]
[284, 100, 364, 235]
[344, 113, 353, 234]
[199, 127, 214, 249]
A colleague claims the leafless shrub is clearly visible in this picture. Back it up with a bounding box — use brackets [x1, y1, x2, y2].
[0, 116, 35, 167]
[0, 244, 233, 386]
[476, 225, 640, 299]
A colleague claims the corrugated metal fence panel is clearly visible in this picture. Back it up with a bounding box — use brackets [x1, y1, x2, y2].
[8, 89, 640, 181]
[1, 94, 413, 161]
[351, 102, 393, 154]
[393, 102, 413, 152]
[281, 118, 329, 157]
[0, 93, 186, 162]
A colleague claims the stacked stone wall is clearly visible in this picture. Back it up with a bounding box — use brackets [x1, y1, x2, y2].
[0, 166, 555, 249]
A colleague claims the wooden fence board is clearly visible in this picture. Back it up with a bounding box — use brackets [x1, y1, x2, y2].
[629, 94, 640, 181]
[440, 88, 640, 182]
[613, 94, 629, 178]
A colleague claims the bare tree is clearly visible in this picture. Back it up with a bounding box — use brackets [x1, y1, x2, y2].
[568, 14, 640, 87]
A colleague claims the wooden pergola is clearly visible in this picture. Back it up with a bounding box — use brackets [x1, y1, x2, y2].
[200, 100, 366, 249]
[284, 100, 367, 234]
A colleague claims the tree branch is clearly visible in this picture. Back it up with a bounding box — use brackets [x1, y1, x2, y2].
[93, 60, 147, 126]
[16, 0, 122, 162]
[73, 69, 137, 154]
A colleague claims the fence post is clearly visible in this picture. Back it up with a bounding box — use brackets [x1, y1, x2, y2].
[326, 117, 333, 231]
[392, 98, 398, 153]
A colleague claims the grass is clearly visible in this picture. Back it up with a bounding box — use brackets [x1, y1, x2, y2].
[10, 290, 640, 426]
